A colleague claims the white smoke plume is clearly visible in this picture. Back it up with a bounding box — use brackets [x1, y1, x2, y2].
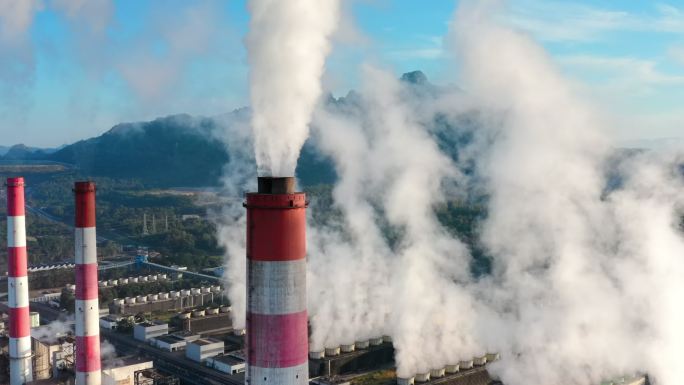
[31, 318, 72, 343]
[246, 0, 341, 176]
[448, 1, 684, 384]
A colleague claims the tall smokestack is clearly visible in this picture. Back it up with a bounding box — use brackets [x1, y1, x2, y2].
[245, 176, 308, 385]
[74, 181, 101, 385]
[6, 177, 33, 385]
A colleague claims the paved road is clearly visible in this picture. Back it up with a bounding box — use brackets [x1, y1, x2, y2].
[101, 329, 244, 385]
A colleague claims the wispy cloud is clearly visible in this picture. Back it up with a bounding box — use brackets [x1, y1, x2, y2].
[508, 1, 684, 42]
[560, 54, 684, 86]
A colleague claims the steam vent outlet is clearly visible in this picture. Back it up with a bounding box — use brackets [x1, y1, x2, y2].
[257, 176, 295, 194]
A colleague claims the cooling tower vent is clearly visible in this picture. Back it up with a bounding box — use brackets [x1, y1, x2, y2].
[473, 355, 487, 366]
[309, 351, 324, 359]
[445, 364, 460, 374]
[120, 278, 129, 284]
[369, 337, 384, 346]
[460, 360, 474, 369]
[178, 312, 191, 320]
[206, 308, 219, 315]
[355, 340, 370, 349]
[485, 353, 500, 362]
[220, 306, 231, 313]
[340, 343, 355, 353]
[325, 346, 340, 357]
[415, 372, 430, 383]
[397, 377, 415, 385]
[430, 368, 445, 378]
[382, 335, 393, 343]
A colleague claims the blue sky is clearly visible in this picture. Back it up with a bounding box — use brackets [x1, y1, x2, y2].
[0, 0, 682, 147]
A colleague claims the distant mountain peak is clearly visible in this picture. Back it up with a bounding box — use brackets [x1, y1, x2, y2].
[400, 70, 428, 85]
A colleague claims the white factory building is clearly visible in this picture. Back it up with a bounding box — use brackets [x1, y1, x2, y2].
[102, 357, 154, 385]
[186, 338, 224, 362]
[206, 355, 246, 374]
[134, 322, 168, 341]
[151, 333, 199, 352]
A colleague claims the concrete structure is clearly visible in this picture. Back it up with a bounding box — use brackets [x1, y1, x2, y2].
[206, 355, 246, 375]
[151, 335, 188, 352]
[133, 322, 168, 342]
[101, 357, 153, 385]
[99, 315, 123, 330]
[31, 335, 75, 381]
[30, 312, 40, 328]
[398, 377, 415, 385]
[74, 181, 101, 385]
[186, 338, 224, 362]
[181, 312, 232, 335]
[7, 177, 34, 385]
[246, 176, 309, 385]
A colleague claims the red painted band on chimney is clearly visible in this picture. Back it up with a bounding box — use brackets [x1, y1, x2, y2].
[8, 247, 28, 277]
[8, 307, 30, 338]
[246, 310, 308, 367]
[246, 194, 306, 262]
[74, 181, 96, 228]
[6, 177, 25, 216]
[75, 264, 99, 300]
[75, 335, 101, 372]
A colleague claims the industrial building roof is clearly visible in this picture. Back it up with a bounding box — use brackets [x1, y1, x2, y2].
[155, 335, 186, 344]
[211, 354, 245, 365]
[192, 338, 222, 346]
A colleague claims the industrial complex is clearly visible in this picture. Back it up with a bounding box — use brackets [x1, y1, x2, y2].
[0, 176, 649, 385]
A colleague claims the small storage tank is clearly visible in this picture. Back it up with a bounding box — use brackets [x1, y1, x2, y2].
[181, 289, 190, 296]
[191, 288, 200, 295]
[108, 279, 118, 286]
[474, 355, 487, 366]
[112, 298, 125, 306]
[140, 276, 148, 282]
[192, 310, 205, 317]
[178, 312, 191, 320]
[460, 360, 474, 370]
[159, 274, 167, 280]
[325, 346, 340, 357]
[398, 377, 415, 385]
[355, 340, 370, 349]
[170, 291, 180, 298]
[309, 351, 324, 359]
[130, 277, 139, 283]
[486, 353, 500, 362]
[220, 306, 231, 313]
[201, 287, 210, 293]
[136, 295, 147, 303]
[159, 292, 169, 300]
[430, 368, 445, 378]
[445, 364, 460, 374]
[369, 337, 384, 346]
[125, 297, 136, 304]
[340, 343, 355, 353]
[120, 278, 129, 284]
[415, 373, 430, 383]
[206, 308, 219, 315]
[148, 294, 159, 301]
[382, 335, 392, 343]
[149, 274, 158, 281]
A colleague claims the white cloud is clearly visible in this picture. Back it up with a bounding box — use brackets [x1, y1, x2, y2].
[508, 0, 684, 42]
[560, 54, 684, 87]
[669, 45, 684, 66]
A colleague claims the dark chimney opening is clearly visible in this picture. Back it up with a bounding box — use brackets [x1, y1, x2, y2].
[257, 176, 295, 194]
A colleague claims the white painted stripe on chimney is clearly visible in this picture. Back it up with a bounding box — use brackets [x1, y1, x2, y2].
[248, 362, 309, 385]
[248, 259, 307, 315]
[7, 216, 26, 248]
[75, 299, 100, 336]
[75, 227, 97, 264]
[8, 276, 29, 308]
[9, 336, 32, 358]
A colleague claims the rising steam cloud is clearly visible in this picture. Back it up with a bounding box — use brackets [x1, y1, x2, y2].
[218, 1, 684, 384]
[246, 0, 341, 176]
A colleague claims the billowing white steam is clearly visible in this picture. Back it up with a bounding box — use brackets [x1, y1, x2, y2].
[217, 1, 684, 384]
[246, 0, 341, 176]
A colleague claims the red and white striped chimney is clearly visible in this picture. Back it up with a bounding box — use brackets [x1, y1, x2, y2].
[74, 181, 101, 385]
[6, 177, 33, 385]
[245, 177, 309, 385]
